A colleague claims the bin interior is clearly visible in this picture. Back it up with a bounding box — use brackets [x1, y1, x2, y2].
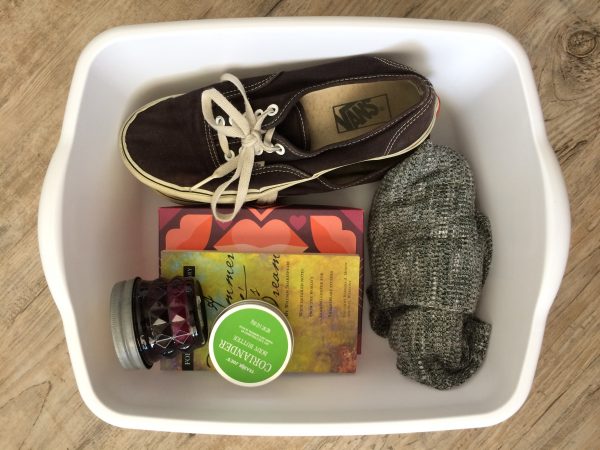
[52, 20, 550, 431]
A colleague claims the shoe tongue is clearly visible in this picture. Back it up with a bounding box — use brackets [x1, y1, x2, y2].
[274, 101, 311, 151]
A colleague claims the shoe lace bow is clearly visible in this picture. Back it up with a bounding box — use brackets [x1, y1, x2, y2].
[193, 73, 284, 222]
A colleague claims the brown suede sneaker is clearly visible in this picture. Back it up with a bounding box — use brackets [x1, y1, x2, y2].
[120, 55, 438, 221]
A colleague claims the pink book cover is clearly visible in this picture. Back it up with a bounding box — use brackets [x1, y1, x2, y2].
[158, 205, 364, 353]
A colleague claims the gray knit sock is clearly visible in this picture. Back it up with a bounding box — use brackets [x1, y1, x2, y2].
[368, 140, 492, 390]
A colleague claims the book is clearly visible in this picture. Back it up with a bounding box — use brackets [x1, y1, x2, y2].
[158, 205, 365, 352]
[160, 250, 361, 373]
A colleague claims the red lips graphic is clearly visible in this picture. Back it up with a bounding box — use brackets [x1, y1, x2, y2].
[214, 219, 309, 253]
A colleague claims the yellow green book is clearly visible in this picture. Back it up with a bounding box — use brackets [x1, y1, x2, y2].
[160, 251, 361, 373]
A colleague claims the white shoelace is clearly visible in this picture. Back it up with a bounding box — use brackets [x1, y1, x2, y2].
[194, 74, 284, 222]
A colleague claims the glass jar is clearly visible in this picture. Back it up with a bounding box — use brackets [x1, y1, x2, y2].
[110, 277, 208, 369]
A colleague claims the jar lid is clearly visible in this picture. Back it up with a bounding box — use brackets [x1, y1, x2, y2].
[208, 300, 293, 387]
[110, 279, 147, 369]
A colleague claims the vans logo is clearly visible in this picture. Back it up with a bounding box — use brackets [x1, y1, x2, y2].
[333, 94, 391, 133]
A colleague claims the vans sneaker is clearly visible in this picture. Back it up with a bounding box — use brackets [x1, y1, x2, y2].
[120, 55, 438, 221]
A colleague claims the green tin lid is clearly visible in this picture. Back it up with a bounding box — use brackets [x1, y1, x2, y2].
[208, 300, 293, 387]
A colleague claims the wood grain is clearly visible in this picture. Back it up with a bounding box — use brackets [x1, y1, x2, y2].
[0, 0, 598, 448]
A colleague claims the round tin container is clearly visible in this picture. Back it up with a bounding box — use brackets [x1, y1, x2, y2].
[208, 300, 293, 387]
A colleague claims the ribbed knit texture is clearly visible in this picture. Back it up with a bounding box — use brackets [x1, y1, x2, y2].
[368, 140, 492, 390]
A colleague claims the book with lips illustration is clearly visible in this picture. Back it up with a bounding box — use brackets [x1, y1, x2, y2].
[158, 204, 364, 353]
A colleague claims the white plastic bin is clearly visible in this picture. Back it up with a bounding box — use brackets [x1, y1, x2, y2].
[38, 17, 570, 435]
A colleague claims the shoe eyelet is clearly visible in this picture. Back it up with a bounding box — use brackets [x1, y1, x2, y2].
[225, 150, 235, 161]
[255, 148, 264, 156]
[215, 116, 226, 126]
[275, 144, 285, 155]
[255, 108, 264, 116]
[228, 117, 234, 126]
[267, 104, 279, 116]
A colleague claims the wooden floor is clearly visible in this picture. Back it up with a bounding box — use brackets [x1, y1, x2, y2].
[1, 0, 598, 448]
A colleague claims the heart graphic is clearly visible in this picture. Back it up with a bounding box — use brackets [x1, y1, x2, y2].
[290, 215, 306, 230]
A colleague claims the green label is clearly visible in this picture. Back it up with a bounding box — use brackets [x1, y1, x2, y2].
[211, 308, 289, 384]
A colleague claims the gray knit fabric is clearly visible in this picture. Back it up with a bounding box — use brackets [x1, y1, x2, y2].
[368, 140, 492, 390]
